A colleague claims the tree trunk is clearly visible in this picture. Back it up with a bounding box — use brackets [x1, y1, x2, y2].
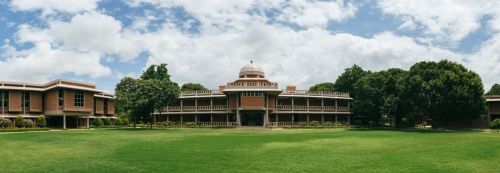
[133, 117, 137, 129]
[150, 110, 154, 129]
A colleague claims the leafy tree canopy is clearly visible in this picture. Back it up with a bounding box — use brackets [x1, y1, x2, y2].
[115, 64, 180, 128]
[334, 64, 369, 98]
[309, 82, 335, 92]
[405, 60, 485, 127]
[486, 84, 500, 95]
[181, 83, 209, 91]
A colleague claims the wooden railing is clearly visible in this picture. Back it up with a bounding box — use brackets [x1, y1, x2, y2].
[154, 122, 238, 128]
[268, 121, 351, 128]
[281, 90, 350, 98]
[164, 105, 228, 112]
[181, 90, 223, 96]
[225, 81, 279, 89]
[276, 105, 349, 112]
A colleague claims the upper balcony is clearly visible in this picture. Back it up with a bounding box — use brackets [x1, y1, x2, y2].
[280, 90, 350, 98]
[180, 90, 224, 97]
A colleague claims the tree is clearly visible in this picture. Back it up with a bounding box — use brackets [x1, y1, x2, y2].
[486, 84, 500, 95]
[309, 82, 335, 92]
[405, 60, 485, 128]
[140, 64, 171, 81]
[115, 64, 180, 129]
[15, 115, 23, 128]
[334, 65, 369, 98]
[352, 68, 416, 127]
[181, 83, 209, 91]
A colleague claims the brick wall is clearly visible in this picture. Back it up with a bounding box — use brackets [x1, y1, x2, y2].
[228, 96, 237, 108]
[268, 96, 276, 110]
[85, 92, 93, 111]
[44, 90, 58, 111]
[241, 96, 265, 108]
[30, 92, 43, 112]
[95, 98, 104, 114]
[107, 100, 114, 115]
[64, 89, 92, 112]
[8, 91, 22, 112]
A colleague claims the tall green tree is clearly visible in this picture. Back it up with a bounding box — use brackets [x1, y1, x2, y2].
[334, 65, 369, 98]
[405, 60, 485, 127]
[141, 64, 171, 81]
[309, 82, 335, 92]
[181, 83, 209, 91]
[115, 64, 180, 129]
[486, 84, 500, 95]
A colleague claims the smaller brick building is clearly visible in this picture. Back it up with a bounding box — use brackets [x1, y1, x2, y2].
[0, 79, 114, 129]
[486, 95, 500, 122]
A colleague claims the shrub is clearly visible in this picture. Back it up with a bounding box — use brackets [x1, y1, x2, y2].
[490, 118, 500, 132]
[309, 121, 321, 126]
[0, 118, 13, 128]
[102, 118, 111, 126]
[15, 115, 24, 128]
[114, 118, 122, 126]
[37, 115, 47, 127]
[186, 122, 198, 128]
[23, 119, 34, 128]
[92, 118, 102, 127]
[121, 117, 130, 126]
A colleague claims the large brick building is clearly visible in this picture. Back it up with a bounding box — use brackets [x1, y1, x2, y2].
[0, 79, 114, 129]
[155, 63, 352, 127]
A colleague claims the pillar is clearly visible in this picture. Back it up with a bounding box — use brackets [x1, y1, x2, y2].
[487, 102, 491, 122]
[210, 114, 213, 123]
[180, 100, 183, 112]
[348, 101, 350, 111]
[275, 114, 278, 123]
[265, 94, 269, 127]
[306, 98, 309, 111]
[236, 94, 240, 126]
[335, 99, 338, 112]
[167, 115, 170, 122]
[76, 118, 79, 128]
[291, 97, 294, 111]
[348, 116, 351, 123]
[180, 115, 183, 124]
[210, 98, 213, 111]
[63, 114, 66, 130]
[307, 114, 310, 124]
[87, 117, 90, 128]
[321, 114, 324, 124]
[195, 115, 198, 123]
[335, 115, 338, 123]
[321, 99, 324, 112]
[195, 98, 198, 111]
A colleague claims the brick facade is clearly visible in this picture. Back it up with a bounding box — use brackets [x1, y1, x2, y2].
[44, 90, 58, 111]
[240, 96, 265, 108]
[107, 100, 114, 115]
[8, 91, 22, 112]
[95, 98, 104, 114]
[30, 92, 43, 112]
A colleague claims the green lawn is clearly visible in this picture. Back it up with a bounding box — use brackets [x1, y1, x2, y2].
[0, 128, 499, 173]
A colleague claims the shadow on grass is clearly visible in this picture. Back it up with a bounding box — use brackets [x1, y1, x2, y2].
[348, 128, 481, 134]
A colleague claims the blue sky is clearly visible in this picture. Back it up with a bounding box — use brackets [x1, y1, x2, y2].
[1, 0, 500, 92]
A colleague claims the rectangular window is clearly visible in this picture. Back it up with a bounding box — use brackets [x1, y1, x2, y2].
[74, 90, 84, 107]
[58, 89, 64, 106]
[104, 100, 108, 114]
[23, 91, 30, 109]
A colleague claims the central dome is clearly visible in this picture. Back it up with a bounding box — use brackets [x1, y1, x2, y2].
[239, 63, 265, 78]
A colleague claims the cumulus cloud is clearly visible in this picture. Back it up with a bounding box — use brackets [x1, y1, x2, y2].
[10, 0, 100, 15]
[2, 0, 500, 91]
[377, 0, 500, 46]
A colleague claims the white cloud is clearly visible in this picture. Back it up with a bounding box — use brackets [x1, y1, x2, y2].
[140, 23, 460, 89]
[0, 42, 111, 83]
[377, 0, 500, 46]
[10, 0, 100, 15]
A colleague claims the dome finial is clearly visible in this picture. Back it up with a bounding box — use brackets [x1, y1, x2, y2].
[250, 60, 253, 64]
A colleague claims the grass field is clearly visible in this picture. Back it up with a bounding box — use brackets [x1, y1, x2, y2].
[0, 128, 499, 173]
